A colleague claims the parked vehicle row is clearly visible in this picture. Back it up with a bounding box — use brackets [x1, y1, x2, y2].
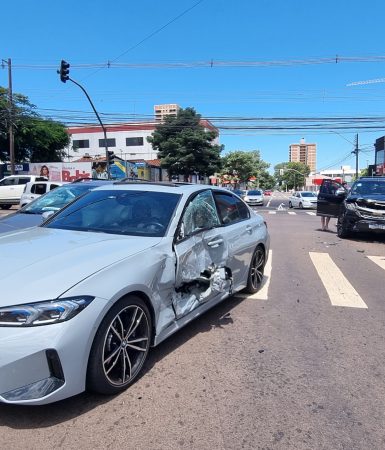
[0, 181, 269, 405]
[0, 175, 48, 209]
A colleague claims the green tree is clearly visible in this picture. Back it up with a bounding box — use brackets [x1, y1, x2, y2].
[221, 150, 270, 187]
[274, 161, 310, 190]
[147, 107, 222, 180]
[0, 87, 70, 162]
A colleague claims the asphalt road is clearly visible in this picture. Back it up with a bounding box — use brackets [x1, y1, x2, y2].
[1, 194, 385, 449]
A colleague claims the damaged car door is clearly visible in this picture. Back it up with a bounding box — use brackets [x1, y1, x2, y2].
[173, 189, 231, 318]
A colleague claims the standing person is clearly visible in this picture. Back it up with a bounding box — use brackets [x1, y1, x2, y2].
[316, 179, 346, 232]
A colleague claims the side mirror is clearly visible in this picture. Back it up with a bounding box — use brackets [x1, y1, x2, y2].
[336, 188, 347, 197]
[41, 210, 55, 222]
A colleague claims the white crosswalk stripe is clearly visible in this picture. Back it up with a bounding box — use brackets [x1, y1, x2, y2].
[288, 211, 296, 215]
[309, 252, 368, 309]
[268, 211, 276, 214]
[235, 251, 385, 308]
[367, 255, 385, 270]
[306, 212, 316, 215]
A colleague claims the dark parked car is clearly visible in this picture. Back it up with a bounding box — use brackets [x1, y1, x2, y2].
[317, 177, 385, 238]
[0, 179, 113, 235]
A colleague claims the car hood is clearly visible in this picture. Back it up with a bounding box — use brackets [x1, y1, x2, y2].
[347, 194, 385, 208]
[0, 227, 162, 305]
[0, 212, 43, 234]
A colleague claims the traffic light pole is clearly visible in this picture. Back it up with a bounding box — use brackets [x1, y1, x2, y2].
[66, 77, 110, 177]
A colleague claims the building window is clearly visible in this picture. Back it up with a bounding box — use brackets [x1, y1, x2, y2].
[126, 137, 144, 147]
[99, 138, 116, 148]
[73, 139, 90, 149]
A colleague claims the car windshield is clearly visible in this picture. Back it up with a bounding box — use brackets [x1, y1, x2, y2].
[44, 189, 182, 237]
[248, 190, 262, 195]
[301, 192, 317, 197]
[20, 183, 99, 215]
[350, 181, 385, 196]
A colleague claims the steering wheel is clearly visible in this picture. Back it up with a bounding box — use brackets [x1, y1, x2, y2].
[137, 221, 165, 233]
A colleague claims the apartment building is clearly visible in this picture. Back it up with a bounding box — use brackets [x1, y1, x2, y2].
[289, 138, 317, 173]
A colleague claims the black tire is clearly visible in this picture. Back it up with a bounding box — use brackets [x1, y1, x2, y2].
[289, 201, 293, 208]
[337, 219, 350, 239]
[0, 205, 12, 210]
[87, 295, 152, 395]
[245, 246, 265, 294]
[299, 202, 303, 209]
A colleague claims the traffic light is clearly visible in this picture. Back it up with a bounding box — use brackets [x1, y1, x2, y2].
[108, 151, 115, 164]
[58, 60, 70, 83]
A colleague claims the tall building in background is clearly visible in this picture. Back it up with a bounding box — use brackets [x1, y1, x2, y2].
[154, 104, 180, 121]
[289, 138, 317, 173]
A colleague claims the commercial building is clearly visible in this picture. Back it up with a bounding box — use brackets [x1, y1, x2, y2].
[289, 138, 317, 173]
[375, 136, 385, 175]
[66, 118, 218, 162]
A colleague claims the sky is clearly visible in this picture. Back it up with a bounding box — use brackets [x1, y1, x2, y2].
[2, 0, 385, 172]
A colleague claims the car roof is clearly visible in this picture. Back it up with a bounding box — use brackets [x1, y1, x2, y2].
[92, 181, 230, 195]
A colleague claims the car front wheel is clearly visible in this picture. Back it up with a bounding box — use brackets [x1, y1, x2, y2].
[245, 246, 265, 294]
[289, 201, 293, 208]
[87, 295, 152, 395]
[337, 218, 351, 239]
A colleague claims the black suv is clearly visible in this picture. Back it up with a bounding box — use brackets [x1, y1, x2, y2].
[317, 177, 385, 238]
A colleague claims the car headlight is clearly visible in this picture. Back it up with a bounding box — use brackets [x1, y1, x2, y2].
[345, 202, 357, 211]
[0, 296, 94, 327]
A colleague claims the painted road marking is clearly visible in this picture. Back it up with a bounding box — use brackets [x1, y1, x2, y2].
[268, 211, 276, 214]
[309, 252, 368, 309]
[288, 211, 296, 215]
[367, 255, 385, 271]
[306, 212, 316, 215]
[236, 249, 272, 301]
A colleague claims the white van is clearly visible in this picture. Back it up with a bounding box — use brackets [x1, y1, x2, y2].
[19, 180, 65, 207]
[0, 175, 47, 209]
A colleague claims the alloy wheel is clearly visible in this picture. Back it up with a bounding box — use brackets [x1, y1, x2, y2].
[102, 305, 150, 387]
[248, 247, 265, 291]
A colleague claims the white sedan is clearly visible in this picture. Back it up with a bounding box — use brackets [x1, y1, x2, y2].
[288, 191, 318, 209]
[0, 182, 269, 405]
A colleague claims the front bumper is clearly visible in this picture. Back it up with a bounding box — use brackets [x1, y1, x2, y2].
[342, 210, 385, 233]
[0, 297, 108, 405]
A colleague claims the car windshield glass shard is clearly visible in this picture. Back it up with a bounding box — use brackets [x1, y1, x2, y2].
[45, 190, 181, 237]
[181, 190, 221, 237]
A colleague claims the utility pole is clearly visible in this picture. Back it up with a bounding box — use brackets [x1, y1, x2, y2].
[352, 133, 359, 179]
[2, 58, 15, 174]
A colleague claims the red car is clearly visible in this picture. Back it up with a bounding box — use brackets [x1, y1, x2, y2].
[264, 190, 272, 196]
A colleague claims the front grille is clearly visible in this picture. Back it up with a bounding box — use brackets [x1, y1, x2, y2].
[357, 205, 385, 221]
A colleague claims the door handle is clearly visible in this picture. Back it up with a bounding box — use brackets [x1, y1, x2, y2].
[207, 238, 223, 248]
[246, 225, 253, 234]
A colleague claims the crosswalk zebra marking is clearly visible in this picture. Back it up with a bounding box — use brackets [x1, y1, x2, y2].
[309, 252, 368, 309]
[367, 255, 385, 271]
[268, 211, 276, 214]
[306, 212, 316, 215]
[288, 211, 296, 215]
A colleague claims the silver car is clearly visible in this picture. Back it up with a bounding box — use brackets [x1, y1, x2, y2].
[244, 189, 264, 206]
[0, 182, 269, 405]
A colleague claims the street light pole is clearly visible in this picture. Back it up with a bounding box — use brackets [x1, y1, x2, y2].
[2, 58, 15, 174]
